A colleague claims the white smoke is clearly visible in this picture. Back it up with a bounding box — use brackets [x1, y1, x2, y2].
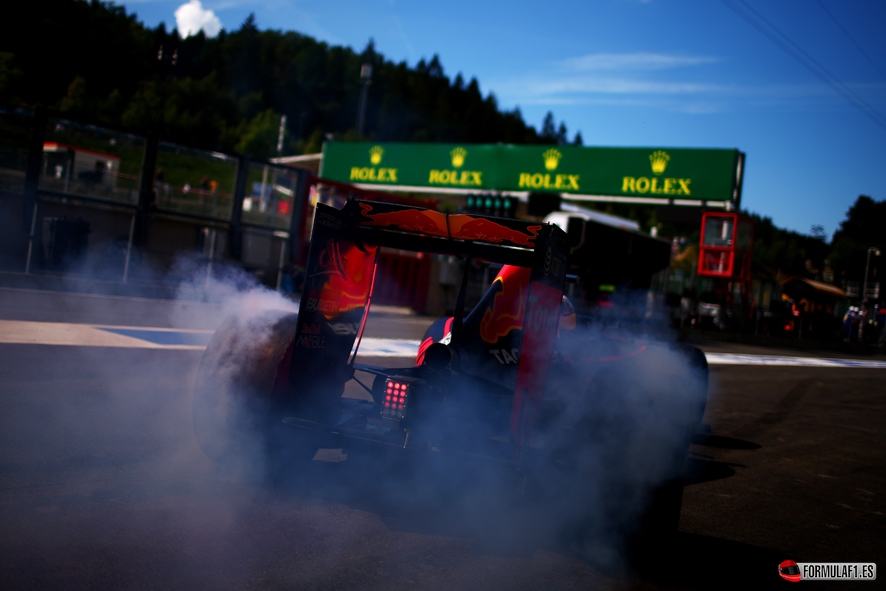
[1, 241, 710, 583]
[175, 0, 223, 39]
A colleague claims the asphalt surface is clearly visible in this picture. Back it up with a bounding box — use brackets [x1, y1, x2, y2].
[0, 288, 884, 590]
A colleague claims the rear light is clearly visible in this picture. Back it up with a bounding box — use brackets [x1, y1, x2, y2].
[381, 380, 409, 419]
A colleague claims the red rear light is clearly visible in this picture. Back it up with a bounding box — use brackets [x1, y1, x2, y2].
[381, 379, 410, 419]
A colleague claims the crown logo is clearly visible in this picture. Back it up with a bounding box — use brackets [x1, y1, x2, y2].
[369, 145, 384, 165]
[649, 150, 670, 175]
[543, 148, 562, 171]
[450, 146, 467, 168]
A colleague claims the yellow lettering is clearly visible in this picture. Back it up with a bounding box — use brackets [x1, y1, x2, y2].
[650, 177, 663, 194]
[621, 175, 685, 195]
[543, 174, 555, 189]
[431, 169, 478, 186]
[350, 167, 399, 182]
[518, 173, 531, 188]
[567, 175, 580, 190]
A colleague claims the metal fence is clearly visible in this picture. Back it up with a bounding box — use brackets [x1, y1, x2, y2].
[4, 109, 435, 310]
[39, 118, 144, 205]
[5, 108, 311, 290]
[154, 142, 237, 220]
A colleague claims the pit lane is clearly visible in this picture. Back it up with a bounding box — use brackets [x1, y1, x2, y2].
[0, 288, 883, 590]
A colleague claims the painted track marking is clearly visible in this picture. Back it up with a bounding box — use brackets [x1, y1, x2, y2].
[0, 320, 210, 349]
[704, 353, 886, 368]
[1, 320, 884, 366]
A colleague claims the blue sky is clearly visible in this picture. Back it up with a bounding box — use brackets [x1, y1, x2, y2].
[121, 0, 886, 238]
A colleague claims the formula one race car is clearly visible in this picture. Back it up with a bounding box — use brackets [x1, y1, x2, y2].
[193, 190, 709, 558]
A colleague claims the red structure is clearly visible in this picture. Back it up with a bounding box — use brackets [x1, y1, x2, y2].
[698, 211, 753, 281]
[697, 211, 755, 318]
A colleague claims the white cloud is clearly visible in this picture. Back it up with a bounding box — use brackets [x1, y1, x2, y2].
[562, 52, 719, 72]
[175, 0, 223, 38]
[524, 76, 727, 96]
[485, 51, 736, 112]
[509, 94, 729, 114]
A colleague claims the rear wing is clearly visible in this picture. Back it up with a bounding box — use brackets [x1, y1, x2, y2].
[338, 199, 553, 267]
[290, 198, 569, 450]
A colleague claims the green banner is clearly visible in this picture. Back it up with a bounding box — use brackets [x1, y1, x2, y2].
[320, 142, 740, 203]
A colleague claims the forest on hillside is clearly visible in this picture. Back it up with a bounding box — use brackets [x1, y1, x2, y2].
[0, 0, 579, 156]
[1, 0, 881, 286]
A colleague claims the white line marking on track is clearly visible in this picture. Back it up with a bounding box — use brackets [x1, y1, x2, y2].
[0, 320, 210, 349]
[704, 353, 886, 368]
[352, 338, 421, 358]
[2, 320, 885, 367]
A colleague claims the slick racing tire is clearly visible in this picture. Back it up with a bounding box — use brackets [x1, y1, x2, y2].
[554, 347, 704, 567]
[192, 309, 300, 470]
[672, 342, 709, 434]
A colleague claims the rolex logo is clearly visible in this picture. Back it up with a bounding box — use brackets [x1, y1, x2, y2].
[369, 145, 384, 165]
[450, 147, 467, 168]
[543, 148, 562, 171]
[649, 150, 670, 175]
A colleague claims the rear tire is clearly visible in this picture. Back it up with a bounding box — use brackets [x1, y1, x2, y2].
[192, 310, 301, 473]
[554, 346, 703, 567]
[673, 343, 709, 433]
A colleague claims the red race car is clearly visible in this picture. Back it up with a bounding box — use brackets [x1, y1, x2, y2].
[193, 191, 708, 560]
